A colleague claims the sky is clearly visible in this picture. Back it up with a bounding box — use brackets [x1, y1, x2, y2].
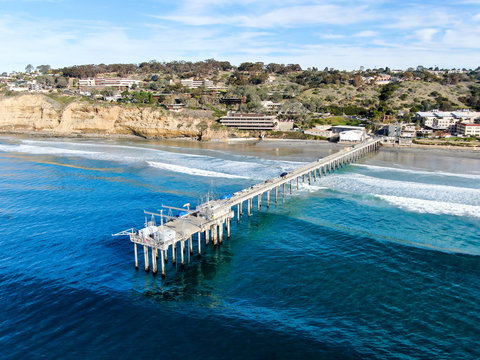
[0, 0, 479, 72]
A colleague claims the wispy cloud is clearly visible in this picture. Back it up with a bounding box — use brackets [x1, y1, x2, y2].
[353, 30, 378, 37]
[155, 4, 375, 28]
[414, 28, 440, 42]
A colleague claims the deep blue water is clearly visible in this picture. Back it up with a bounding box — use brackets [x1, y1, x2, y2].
[0, 137, 479, 359]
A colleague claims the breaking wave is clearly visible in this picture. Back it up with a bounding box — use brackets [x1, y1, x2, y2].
[0, 139, 300, 180]
[146, 161, 250, 179]
[320, 173, 480, 207]
[353, 164, 480, 180]
[376, 195, 480, 218]
[0, 144, 99, 156]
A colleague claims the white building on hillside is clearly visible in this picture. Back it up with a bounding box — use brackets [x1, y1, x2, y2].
[78, 78, 140, 90]
[261, 101, 282, 111]
[180, 78, 214, 89]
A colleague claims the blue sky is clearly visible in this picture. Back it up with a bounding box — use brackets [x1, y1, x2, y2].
[1, 0, 479, 71]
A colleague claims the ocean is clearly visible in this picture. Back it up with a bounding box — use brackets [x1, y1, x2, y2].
[0, 136, 479, 359]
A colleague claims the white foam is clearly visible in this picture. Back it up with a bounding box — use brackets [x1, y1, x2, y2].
[354, 163, 480, 180]
[146, 161, 250, 179]
[0, 144, 99, 156]
[320, 173, 480, 206]
[377, 195, 480, 218]
[11, 139, 300, 180]
[297, 183, 328, 193]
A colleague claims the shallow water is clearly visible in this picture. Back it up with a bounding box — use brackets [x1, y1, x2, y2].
[0, 137, 479, 359]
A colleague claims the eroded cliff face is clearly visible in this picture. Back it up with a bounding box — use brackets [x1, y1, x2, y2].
[0, 94, 60, 131]
[0, 94, 227, 139]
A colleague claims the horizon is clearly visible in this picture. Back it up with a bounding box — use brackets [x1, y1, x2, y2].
[1, 0, 479, 72]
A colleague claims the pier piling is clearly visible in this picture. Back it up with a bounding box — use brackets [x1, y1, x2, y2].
[198, 232, 202, 256]
[144, 246, 149, 272]
[134, 243, 138, 269]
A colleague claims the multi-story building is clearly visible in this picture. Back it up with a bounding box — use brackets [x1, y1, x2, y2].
[78, 78, 140, 91]
[415, 110, 480, 133]
[456, 123, 480, 137]
[219, 113, 278, 130]
[180, 79, 214, 89]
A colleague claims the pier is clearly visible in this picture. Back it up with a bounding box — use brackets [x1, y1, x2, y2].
[114, 139, 381, 277]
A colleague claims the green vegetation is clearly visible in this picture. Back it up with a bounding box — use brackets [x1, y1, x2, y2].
[45, 93, 77, 107]
[14, 60, 477, 129]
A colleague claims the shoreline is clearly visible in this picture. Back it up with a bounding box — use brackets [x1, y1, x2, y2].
[382, 142, 480, 151]
[1, 130, 480, 152]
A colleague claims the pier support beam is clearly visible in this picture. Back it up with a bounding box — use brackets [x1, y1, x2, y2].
[205, 229, 210, 245]
[180, 241, 185, 266]
[227, 218, 231, 238]
[275, 187, 278, 204]
[314, 170, 317, 181]
[308, 172, 311, 185]
[134, 243, 138, 269]
[189, 236, 193, 255]
[248, 198, 251, 216]
[144, 246, 149, 272]
[160, 250, 165, 277]
[212, 225, 218, 246]
[258, 194, 261, 210]
[219, 222, 224, 244]
[172, 243, 176, 264]
[152, 248, 157, 275]
[164, 246, 168, 263]
[283, 183, 286, 198]
[198, 232, 202, 256]
[237, 204, 240, 223]
[267, 191, 270, 208]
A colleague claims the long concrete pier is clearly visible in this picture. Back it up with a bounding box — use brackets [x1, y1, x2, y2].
[114, 138, 381, 277]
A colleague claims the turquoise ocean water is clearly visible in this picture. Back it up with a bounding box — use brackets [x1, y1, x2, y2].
[0, 136, 479, 359]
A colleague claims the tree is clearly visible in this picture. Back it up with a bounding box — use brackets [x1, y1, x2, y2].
[36, 65, 51, 74]
[353, 74, 363, 87]
[55, 77, 68, 88]
[36, 75, 54, 86]
[25, 64, 34, 73]
[101, 87, 116, 97]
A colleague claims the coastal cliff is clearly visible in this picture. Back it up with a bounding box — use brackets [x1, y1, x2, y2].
[0, 94, 232, 140]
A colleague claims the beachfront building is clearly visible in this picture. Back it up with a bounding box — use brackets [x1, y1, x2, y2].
[339, 130, 367, 142]
[456, 123, 480, 137]
[219, 113, 278, 130]
[415, 110, 480, 132]
[331, 125, 367, 134]
[304, 125, 333, 138]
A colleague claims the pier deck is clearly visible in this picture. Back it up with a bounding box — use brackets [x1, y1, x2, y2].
[114, 138, 381, 276]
